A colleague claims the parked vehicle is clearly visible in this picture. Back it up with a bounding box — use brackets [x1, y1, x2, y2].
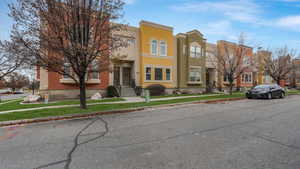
[246, 84, 285, 99]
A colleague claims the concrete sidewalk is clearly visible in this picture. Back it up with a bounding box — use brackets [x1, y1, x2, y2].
[0, 94, 220, 114]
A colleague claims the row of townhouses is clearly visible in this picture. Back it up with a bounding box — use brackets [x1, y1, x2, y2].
[36, 20, 299, 99]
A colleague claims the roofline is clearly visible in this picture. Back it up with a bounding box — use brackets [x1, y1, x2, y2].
[140, 20, 173, 31]
[218, 40, 253, 49]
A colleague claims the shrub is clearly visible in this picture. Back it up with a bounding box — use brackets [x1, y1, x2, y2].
[106, 86, 120, 97]
[146, 84, 166, 96]
[135, 86, 143, 96]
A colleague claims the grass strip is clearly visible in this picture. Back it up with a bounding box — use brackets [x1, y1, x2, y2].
[0, 93, 244, 122]
[0, 98, 125, 112]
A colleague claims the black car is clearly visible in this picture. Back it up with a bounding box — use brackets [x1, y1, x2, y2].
[246, 84, 285, 99]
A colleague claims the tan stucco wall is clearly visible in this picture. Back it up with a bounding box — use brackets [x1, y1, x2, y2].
[111, 25, 141, 86]
[39, 68, 49, 90]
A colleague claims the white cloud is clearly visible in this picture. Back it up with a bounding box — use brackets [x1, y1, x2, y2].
[276, 15, 300, 31]
[199, 20, 240, 41]
[171, 0, 261, 23]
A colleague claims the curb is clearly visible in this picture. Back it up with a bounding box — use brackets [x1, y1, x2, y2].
[0, 97, 246, 127]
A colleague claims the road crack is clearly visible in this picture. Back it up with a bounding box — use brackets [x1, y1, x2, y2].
[33, 117, 109, 169]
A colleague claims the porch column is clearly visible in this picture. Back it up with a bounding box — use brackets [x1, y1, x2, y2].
[120, 66, 123, 86]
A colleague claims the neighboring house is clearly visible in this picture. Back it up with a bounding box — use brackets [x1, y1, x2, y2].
[216, 40, 256, 89]
[206, 43, 218, 91]
[110, 25, 140, 96]
[176, 30, 206, 93]
[291, 58, 300, 88]
[139, 21, 177, 93]
[255, 50, 273, 85]
[38, 50, 109, 100]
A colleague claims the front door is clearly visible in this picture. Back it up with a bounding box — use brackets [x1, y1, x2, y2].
[114, 67, 121, 86]
[122, 67, 131, 86]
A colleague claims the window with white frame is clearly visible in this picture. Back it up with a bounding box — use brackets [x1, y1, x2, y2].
[189, 67, 201, 82]
[128, 38, 135, 46]
[63, 60, 71, 79]
[242, 73, 252, 83]
[151, 40, 158, 55]
[190, 46, 202, 58]
[243, 57, 251, 66]
[223, 73, 230, 82]
[90, 60, 99, 79]
[155, 68, 163, 80]
[166, 68, 171, 81]
[146, 67, 152, 80]
[160, 41, 167, 56]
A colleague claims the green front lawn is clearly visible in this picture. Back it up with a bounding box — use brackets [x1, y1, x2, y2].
[287, 90, 300, 95]
[148, 93, 219, 99]
[0, 98, 125, 112]
[0, 93, 245, 122]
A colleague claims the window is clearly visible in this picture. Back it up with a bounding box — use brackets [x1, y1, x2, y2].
[243, 57, 250, 66]
[190, 46, 202, 58]
[242, 73, 252, 83]
[151, 40, 158, 55]
[224, 73, 230, 82]
[90, 60, 99, 79]
[189, 67, 201, 82]
[155, 68, 163, 80]
[160, 41, 167, 56]
[166, 68, 171, 81]
[63, 61, 71, 79]
[146, 67, 152, 80]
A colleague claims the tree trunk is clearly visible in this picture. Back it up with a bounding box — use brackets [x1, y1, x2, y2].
[229, 81, 233, 95]
[32, 84, 35, 95]
[79, 77, 87, 109]
[277, 79, 281, 86]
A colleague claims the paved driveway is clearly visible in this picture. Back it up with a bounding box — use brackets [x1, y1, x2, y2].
[1, 95, 300, 169]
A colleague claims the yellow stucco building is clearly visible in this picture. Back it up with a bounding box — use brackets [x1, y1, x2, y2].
[139, 21, 177, 89]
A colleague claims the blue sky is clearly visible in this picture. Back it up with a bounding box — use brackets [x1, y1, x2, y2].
[1, 0, 300, 50]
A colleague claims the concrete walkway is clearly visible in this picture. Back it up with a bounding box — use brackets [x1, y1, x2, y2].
[0, 94, 220, 114]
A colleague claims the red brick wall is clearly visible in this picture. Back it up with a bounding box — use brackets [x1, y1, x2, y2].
[0, 80, 5, 89]
[47, 71, 109, 90]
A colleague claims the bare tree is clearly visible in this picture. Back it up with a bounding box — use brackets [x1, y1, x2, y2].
[0, 39, 28, 80]
[264, 47, 295, 86]
[6, 0, 127, 109]
[208, 34, 251, 95]
[5, 72, 29, 92]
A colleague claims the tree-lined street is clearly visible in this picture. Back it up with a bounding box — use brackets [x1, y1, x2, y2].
[1, 95, 300, 169]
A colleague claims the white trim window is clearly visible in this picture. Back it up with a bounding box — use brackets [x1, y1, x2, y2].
[243, 57, 251, 66]
[242, 72, 252, 83]
[189, 67, 202, 83]
[90, 60, 99, 79]
[166, 68, 171, 81]
[160, 41, 167, 56]
[190, 46, 202, 58]
[145, 67, 152, 81]
[151, 40, 158, 56]
[223, 73, 230, 82]
[63, 60, 72, 79]
[155, 68, 163, 81]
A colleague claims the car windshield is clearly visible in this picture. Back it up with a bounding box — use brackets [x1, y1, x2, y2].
[254, 85, 270, 89]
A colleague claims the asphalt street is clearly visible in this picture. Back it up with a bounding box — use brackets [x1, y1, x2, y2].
[1, 95, 300, 169]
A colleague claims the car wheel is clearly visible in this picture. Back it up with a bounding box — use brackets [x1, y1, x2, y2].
[267, 93, 272, 99]
[280, 92, 285, 99]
